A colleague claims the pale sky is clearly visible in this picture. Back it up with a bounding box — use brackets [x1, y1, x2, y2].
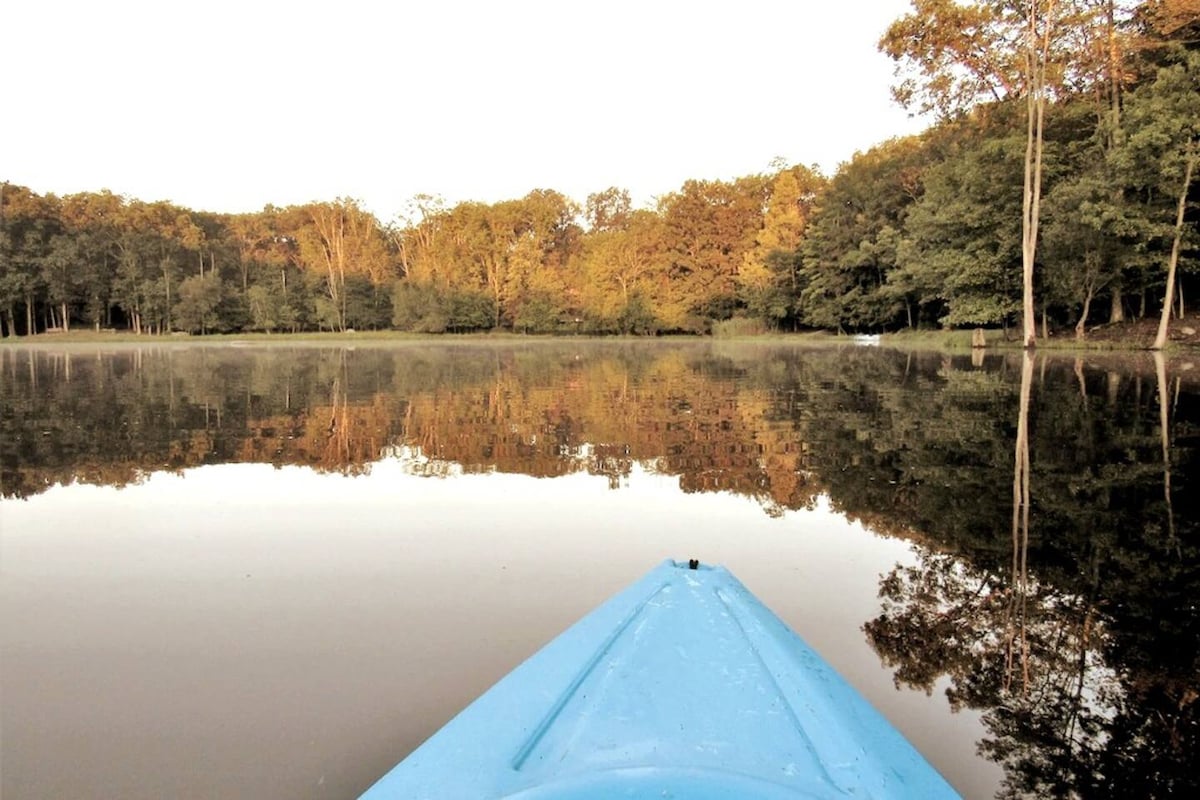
[4, 0, 927, 221]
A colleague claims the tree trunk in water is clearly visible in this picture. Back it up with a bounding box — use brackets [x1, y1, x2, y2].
[1007, 350, 1035, 694]
[1152, 148, 1196, 350]
[1154, 352, 1178, 554]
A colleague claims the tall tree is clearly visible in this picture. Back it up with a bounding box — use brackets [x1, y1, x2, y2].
[58, 193, 119, 331]
[880, 0, 1024, 117]
[585, 187, 633, 233]
[801, 137, 928, 331]
[882, 0, 1091, 346]
[297, 198, 391, 332]
[1020, 0, 1057, 347]
[657, 177, 769, 329]
[0, 184, 61, 335]
[578, 209, 666, 329]
[895, 127, 1028, 328]
[391, 194, 445, 281]
[738, 165, 825, 328]
[1115, 48, 1200, 349]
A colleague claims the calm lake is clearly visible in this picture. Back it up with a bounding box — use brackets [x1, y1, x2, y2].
[2, 341, 1197, 799]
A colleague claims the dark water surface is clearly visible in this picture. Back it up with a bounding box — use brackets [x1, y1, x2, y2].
[2, 342, 1197, 799]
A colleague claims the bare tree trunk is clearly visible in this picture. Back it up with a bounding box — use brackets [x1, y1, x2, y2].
[1075, 287, 1094, 340]
[1109, 284, 1126, 322]
[61, 302, 69, 333]
[1152, 147, 1196, 350]
[1021, 0, 1053, 349]
[1106, 0, 1121, 134]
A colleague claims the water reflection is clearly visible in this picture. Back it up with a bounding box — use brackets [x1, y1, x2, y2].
[2, 342, 1198, 799]
[863, 349, 1199, 799]
[2, 344, 826, 510]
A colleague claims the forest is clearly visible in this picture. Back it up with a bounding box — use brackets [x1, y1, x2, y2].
[0, 1, 1196, 343]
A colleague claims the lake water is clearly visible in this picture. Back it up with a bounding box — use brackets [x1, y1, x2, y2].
[2, 341, 1197, 799]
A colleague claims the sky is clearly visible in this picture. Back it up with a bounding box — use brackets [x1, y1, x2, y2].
[4, 0, 928, 221]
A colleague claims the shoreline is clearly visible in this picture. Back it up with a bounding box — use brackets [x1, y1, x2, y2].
[2, 325, 1199, 354]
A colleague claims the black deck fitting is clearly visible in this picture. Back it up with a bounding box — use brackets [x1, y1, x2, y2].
[688, 558, 699, 570]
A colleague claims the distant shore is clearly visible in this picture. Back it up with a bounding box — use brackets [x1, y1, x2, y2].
[3, 317, 1200, 353]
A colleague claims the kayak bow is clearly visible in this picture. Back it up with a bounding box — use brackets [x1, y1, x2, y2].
[360, 559, 959, 799]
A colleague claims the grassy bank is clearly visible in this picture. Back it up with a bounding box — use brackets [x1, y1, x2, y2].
[881, 316, 1200, 352]
[3, 319, 1198, 352]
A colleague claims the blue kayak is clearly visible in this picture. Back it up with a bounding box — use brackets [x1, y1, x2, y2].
[360, 559, 959, 799]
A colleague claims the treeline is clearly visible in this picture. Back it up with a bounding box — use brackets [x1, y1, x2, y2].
[1, 1, 1196, 340]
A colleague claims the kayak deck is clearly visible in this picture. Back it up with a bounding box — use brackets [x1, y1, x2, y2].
[360, 559, 958, 799]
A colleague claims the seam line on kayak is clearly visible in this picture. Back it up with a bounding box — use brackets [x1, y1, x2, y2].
[714, 586, 838, 790]
[510, 580, 671, 771]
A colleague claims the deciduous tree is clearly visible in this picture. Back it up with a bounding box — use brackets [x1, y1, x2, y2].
[296, 198, 392, 332]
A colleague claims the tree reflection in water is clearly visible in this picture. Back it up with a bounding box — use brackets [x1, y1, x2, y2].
[865, 350, 1198, 799]
[1, 342, 1197, 796]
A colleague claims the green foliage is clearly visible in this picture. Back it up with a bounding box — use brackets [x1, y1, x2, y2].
[711, 316, 770, 338]
[1112, 47, 1200, 261]
[342, 276, 392, 331]
[1040, 161, 1137, 332]
[512, 292, 563, 334]
[800, 137, 929, 331]
[898, 128, 1028, 326]
[393, 282, 450, 333]
[174, 272, 225, 334]
[393, 282, 496, 333]
[615, 294, 660, 335]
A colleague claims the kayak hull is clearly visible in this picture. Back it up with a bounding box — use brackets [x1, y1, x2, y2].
[359, 560, 959, 799]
